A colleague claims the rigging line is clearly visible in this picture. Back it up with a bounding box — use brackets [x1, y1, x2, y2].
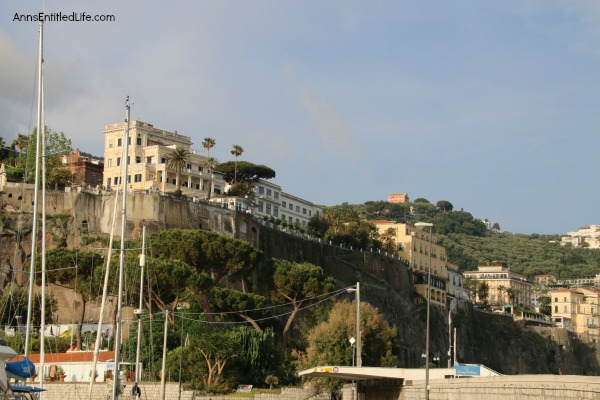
[133, 288, 349, 323]
[129, 289, 345, 326]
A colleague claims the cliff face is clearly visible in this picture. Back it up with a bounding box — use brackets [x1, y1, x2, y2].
[1, 189, 600, 375]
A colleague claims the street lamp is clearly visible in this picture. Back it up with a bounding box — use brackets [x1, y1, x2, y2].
[346, 282, 361, 367]
[415, 222, 433, 400]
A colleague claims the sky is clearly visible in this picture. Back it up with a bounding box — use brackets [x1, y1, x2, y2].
[1, 1, 599, 235]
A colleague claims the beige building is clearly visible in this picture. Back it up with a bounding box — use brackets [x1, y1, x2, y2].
[463, 265, 533, 310]
[103, 120, 225, 197]
[370, 220, 448, 309]
[551, 288, 600, 338]
[533, 274, 556, 286]
[387, 193, 409, 203]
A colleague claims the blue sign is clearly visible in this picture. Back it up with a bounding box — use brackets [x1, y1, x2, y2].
[455, 364, 480, 376]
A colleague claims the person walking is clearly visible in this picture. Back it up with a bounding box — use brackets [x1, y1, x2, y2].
[131, 382, 142, 400]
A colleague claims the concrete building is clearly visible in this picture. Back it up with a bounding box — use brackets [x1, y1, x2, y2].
[369, 221, 449, 309]
[102, 120, 225, 197]
[388, 193, 409, 203]
[562, 224, 600, 248]
[551, 288, 600, 338]
[463, 265, 533, 310]
[447, 263, 469, 302]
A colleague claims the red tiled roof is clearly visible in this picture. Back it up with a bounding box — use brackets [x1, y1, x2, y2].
[11, 351, 114, 363]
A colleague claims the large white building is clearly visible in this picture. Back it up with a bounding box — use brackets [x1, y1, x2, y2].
[103, 119, 320, 224]
[562, 225, 600, 248]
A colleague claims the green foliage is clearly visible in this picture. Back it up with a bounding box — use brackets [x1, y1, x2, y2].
[0, 286, 57, 335]
[17, 127, 73, 183]
[441, 231, 600, 278]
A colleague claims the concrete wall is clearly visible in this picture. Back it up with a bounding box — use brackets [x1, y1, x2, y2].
[34, 383, 314, 400]
[395, 375, 600, 400]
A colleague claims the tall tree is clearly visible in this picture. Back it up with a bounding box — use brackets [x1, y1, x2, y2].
[202, 138, 216, 199]
[167, 147, 190, 194]
[298, 300, 397, 369]
[436, 200, 454, 212]
[215, 161, 275, 197]
[230, 144, 244, 184]
[203, 157, 218, 200]
[271, 259, 335, 353]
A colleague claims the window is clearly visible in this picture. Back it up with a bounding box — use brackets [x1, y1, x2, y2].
[107, 178, 111, 187]
[258, 201, 264, 212]
[137, 135, 142, 145]
[309, 210, 312, 216]
[274, 206, 279, 217]
[282, 213, 286, 220]
[303, 208, 307, 215]
[136, 156, 141, 163]
[289, 203, 293, 210]
[146, 156, 153, 164]
[267, 189, 272, 197]
[282, 201, 287, 207]
[274, 192, 279, 200]
[117, 157, 121, 166]
[259, 186, 265, 195]
[117, 138, 122, 147]
[134, 174, 142, 182]
[186, 163, 192, 170]
[266, 203, 272, 215]
[161, 157, 167, 164]
[127, 136, 131, 145]
[564, 297, 567, 302]
[554, 297, 558, 303]
[127, 175, 131, 183]
[296, 206, 300, 212]
[108, 158, 112, 167]
[127, 156, 130, 164]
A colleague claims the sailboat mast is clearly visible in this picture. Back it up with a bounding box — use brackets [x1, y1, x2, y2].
[112, 97, 131, 400]
[40, 57, 47, 391]
[135, 223, 146, 383]
[24, 20, 44, 358]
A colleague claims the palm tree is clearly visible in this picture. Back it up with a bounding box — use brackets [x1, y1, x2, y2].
[202, 138, 216, 199]
[167, 147, 190, 195]
[230, 144, 244, 184]
[13, 133, 28, 158]
[203, 157, 218, 197]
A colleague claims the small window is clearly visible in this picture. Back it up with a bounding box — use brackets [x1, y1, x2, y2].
[146, 156, 152, 164]
[136, 156, 141, 163]
[289, 203, 293, 210]
[117, 157, 121, 166]
[274, 192, 279, 200]
[266, 203, 272, 215]
[259, 186, 265, 194]
[161, 157, 167, 164]
[303, 208, 307, 215]
[282, 201, 287, 207]
[267, 189, 272, 197]
[137, 135, 142, 145]
[296, 206, 300, 212]
[134, 174, 142, 182]
[274, 206, 279, 217]
[108, 159, 112, 167]
[117, 138, 122, 147]
[258, 201, 264, 212]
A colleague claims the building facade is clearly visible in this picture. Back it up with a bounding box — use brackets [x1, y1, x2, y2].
[61, 149, 104, 188]
[387, 193, 409, 203]
[463, 265, 533, 310]
[103, 120, 225, 197]
[370, 221, 449, 309]
[551, 288, 600, 338]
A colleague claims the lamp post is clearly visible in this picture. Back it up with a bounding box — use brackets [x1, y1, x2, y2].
[415, 222, 433, 400]
[346, 282, 361, 367]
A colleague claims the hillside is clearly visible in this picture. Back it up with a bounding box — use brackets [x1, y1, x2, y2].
[324, 200, 600, 278]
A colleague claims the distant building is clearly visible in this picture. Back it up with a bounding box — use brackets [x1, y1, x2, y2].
[61, 149, 104, 188]
[463, 265, 533, 310]
[533, 274, 557, 286]
[447, 263, 469, 302]
[550, 288, 600, 338]
[388, 193, 409, 203]
[561, 225, 600, 248]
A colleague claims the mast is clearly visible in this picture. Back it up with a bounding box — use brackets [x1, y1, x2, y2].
[40, 55, 47, 393]
[135, 223, 147, 383]
[112, 97, 131, 400]
[24, 19, 44, 358]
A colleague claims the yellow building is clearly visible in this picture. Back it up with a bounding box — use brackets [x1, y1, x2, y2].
[551, 288, 600, 338]
[103, 120, 225, 196]
[370, 220, 448, 308]
[463, 265, 533, 310]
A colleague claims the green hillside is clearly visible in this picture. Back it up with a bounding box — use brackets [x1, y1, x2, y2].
[324, 200, 600, 279]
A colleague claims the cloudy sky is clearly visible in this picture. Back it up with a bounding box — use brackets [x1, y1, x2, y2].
[1, 1, 599, 234]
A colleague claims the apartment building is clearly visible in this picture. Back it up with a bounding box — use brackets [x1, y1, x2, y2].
[551, 288, 600, 338]
[448, 263, 469, 302]
[61, 149, 104, 188]
[103, 120, 225, 196]
[370, 221, 449, 309]
[533, 274, 557, 286]
[463, 265, 533, 309]
[250, 180, 322, 225]
[561, 225, 600, 248]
